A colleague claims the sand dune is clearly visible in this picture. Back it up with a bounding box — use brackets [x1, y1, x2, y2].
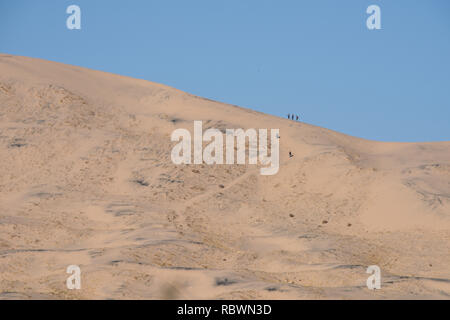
[0, 54, 449, 299]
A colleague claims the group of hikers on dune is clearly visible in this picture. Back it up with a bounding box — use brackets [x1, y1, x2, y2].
[285, 114, 298, 158]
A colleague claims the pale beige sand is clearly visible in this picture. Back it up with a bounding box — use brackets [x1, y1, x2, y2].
[0, 54, 449, 299]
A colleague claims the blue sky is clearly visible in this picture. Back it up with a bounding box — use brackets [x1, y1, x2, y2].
[1, 0, 449, 142]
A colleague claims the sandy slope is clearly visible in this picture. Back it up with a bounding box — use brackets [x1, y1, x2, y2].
[0, 54, 449, 299]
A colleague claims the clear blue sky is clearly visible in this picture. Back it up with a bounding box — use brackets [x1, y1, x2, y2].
[1, 0, 449, 142]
